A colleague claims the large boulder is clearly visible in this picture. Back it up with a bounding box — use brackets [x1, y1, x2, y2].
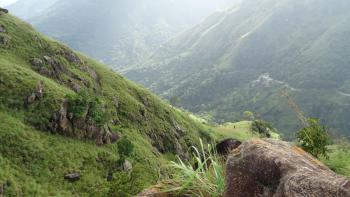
[216, 138, 242, 156]
[225, 138, 350, 197]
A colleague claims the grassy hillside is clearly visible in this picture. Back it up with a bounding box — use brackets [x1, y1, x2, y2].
[0, 12, 213, 196]
[126, 0, 350, 139]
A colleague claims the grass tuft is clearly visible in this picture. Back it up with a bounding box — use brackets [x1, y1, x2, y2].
[161, 139, 225, 197]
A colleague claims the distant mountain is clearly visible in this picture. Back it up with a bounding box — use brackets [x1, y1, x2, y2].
[9, 0, 235, 70]
[7, 0, 57, 20]
[126, 0, 350, 138]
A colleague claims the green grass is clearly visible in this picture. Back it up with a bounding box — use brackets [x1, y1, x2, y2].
[0, 110, 162, 196]
[160, 140, 225, 197]
[214, 121, 258, 141]
[322, 141, 350, 178]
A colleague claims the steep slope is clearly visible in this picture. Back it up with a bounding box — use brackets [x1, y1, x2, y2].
[126, 0, 350, 138]
[10, 0, 235, 70]
[0, 11, 212, 196]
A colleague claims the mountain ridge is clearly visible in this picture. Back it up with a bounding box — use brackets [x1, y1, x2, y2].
[126, 0, 350, 138]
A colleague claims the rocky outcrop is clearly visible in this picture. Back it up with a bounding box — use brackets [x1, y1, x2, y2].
[30, 47, 100, 92]
[225, 139, 350, 197]
[25, 81, 44, 106]
[30, 56, 67, 80]
[51, 100, 119, 145]
[216, 138, 241, 156]
[60, 47, 83, 65]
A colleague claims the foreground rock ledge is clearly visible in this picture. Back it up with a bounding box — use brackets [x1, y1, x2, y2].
[225, 138, 350, 197]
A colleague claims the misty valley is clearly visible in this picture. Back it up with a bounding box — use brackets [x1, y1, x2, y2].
[0, 0, 350, 196]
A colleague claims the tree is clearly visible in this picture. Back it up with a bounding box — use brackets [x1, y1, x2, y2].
[297, 118, 331, 158]
[243, 111, 254, 121]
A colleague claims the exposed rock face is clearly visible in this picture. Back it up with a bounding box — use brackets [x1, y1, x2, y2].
[25, 81, 44, 106]
[216, 138, 241, 156]
[51, 100, 119, 145]
[225, 139, 350, 197]
[30, 48, 100, 92]
[64, 173, 81, 182]
[30, 56, 67, 80]
[60, 47, 83, 65]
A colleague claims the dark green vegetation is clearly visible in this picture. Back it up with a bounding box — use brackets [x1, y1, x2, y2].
[297, 118, 331, 158]
[126, 0, 350, 139]
[0, 13, 214, 196]
[9, 0, 234, 70]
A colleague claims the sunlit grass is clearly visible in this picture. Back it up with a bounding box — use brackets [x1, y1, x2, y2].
[322, 140, 350, 178]
[214, 121, 257, 141]
[161, 140, 225, 197]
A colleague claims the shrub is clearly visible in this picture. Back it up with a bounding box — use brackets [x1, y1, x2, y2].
[117, 138, 134, 164]
[252, 120, 277, 138]
[161, 139, 225, 197]
[67, 90, 109, 126]
[67, 90, 90, 118]
[297, 118, 331, 158]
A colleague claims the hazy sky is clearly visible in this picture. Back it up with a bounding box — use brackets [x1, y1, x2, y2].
[0, 0, 18, 7]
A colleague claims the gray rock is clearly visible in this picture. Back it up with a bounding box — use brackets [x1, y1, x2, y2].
[0, 25, 6, 33]
[61, 48, 83, 65]
[0, 36, 9, 45]
[225, 138, 350, 197]
[31, 58, 44, 67]
[52, 100, 71, 133]
[26, 93, 36, 105]
[122, 160, 132, 171]
[64, 173, 81, 182]
[35, 81, 44, 98]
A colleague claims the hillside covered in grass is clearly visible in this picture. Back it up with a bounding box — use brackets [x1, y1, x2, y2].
[0, 11, 214, 196]
[126, 0, 350, 139]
